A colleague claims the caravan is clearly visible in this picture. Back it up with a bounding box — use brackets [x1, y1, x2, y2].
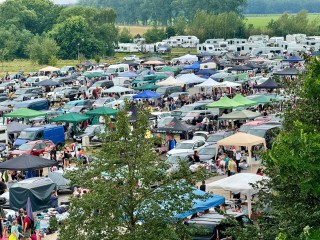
[115, 43, 140, 53]
[107, 64, 130, 75]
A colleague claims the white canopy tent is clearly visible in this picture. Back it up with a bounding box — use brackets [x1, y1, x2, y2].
[176, 73, 205, 84]
[195, 78, 226, 88]
[102, 86, 134, 93]
[207, 173, 267, 218]
[176, 54, 198, 63]
[39, 66, 60, 73]
[156, 76, 184, 86]
[223, 81, 242, 88]
[215, 132, 266, 167]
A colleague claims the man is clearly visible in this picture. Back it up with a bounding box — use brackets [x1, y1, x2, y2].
[228, 158, 237, 176]
[201, 115, 209, 131]
[235, 150, 242, 173]
[22, 211, 31, 240]
[199, 180, 206, 192]
[49, 191, 59, 209]
[192, 150, 200, 163]
[50, 146, 57, 161]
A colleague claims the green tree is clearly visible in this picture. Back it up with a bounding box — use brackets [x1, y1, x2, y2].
[118, 27, 132, 43]
[58, 104, 206, 240]
[26, 36, 59, 65]
[143, 26, 166, 43]
[173, 16, 188, 35]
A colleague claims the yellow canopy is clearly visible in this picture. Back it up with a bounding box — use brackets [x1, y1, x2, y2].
[39, 66, 60, 72]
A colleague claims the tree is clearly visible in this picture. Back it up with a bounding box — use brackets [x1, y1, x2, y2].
[118, 28, 132, 43]
[173, 16, 188, 35]
[26, 36, 59, 65]
[143, 26, 166, 43]
[58, 104, 206, 240]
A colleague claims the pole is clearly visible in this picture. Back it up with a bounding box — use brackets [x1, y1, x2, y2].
[77, 43, 80, 63]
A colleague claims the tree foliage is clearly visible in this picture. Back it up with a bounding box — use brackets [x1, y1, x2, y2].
[59, 104, 206, 240]
[143, 26, 166, 43]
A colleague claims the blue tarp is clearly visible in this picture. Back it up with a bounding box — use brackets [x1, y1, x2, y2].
[195, 69, 217, 76]
[283, 55, 303, 62]
[310, 52, 320, 56]
[174, 189, 225, 219]
[183, 62, 200, 71]
[133, 90, 160, 99]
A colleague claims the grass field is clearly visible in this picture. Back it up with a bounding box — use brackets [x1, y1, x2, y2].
[118, 25, 151, 36]
[245, 13, 320, 28]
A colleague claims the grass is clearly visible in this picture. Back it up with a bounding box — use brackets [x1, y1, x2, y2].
[245, 13, 320, 28]
[0, 48, 195, 77]
[118, 25, 151, 36]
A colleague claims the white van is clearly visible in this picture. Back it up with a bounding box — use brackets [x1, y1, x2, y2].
[112, 77, 132, 87]
[107, 64, 130, 75]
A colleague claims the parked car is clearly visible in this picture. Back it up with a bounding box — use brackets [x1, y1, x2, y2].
[25, 76, 48, 87]
[198, 144, 217, 162]
[93, 97, 116, 108]
[182, 110, 215, 122]
[105, 94, 135, 109]
[13, 99, 49, 111]
[192, 131, 211, 141]
[206, 131, 234, 144]
[169, 92, 190, 101]
[13, 87, 43, 99]
[61, 99, 95, 113]
[60, 66, 76, 75]
[73, 125, 105, 142]
[167, 139, 208, 157]
[87, 80, 114, 96]
[165, 153, 193, 174]
[9, 140, 55, 156]
[247, 124, 282, 149]
[123, 55, 140, 61]
[156, 86, 183, 97]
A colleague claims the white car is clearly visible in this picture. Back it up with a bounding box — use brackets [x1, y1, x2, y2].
[93, 97, 117, 107]
[123, 55, 139, 61]
[167, 139, 208, 157]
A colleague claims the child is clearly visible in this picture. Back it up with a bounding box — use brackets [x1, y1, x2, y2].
[9, 220, 18, 240]
[34, 216, 41, 240]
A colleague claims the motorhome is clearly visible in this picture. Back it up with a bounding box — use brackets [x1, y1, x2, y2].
[234, 43, 264, 55]
[204, 39, 225, 46]
[251, 46, 283, 56]
[197, 44, 227, 54]
[133, 37, 146, 45]
[248, 35, 269, 43]
[167, 36, 199, 48]
[115, 43, 140, 53]
[226, 38, 247, 45]
[107, 64, 130, 75]
[286, 34, 306, 43]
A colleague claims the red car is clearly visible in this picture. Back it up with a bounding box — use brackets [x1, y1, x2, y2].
[9, 140, 55, 157]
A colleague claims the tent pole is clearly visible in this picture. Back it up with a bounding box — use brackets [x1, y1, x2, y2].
[248, 147, 252, 172]
[248, 197, 252, 219]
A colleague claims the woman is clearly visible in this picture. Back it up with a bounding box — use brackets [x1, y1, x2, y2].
[10, 220, 19, 240]
[34, 216, 41, 240]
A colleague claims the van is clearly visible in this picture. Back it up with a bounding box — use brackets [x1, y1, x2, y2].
[13, 99, 49, 111]
[107, 64, 130, 75]
[14, 125, 65, 149]
[156, 86, 183, 97]
[178, 102, 218, 118]
[60, 66, 76, 75]
[25, 76, 48, 87]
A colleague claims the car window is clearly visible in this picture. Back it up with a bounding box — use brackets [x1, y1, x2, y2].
[40, 143, 46, 149]
[33, 144, 41, 150]
[198, 141, 205, 147]
[35, 131, 43, 140]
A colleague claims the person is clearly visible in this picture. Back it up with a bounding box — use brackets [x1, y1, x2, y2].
[10, 220, 19, 240]
[235, 150, 242, 173]
[34, 216, 41, 240]
[50, 146, 57, 161]
[199, 180, 206, 192]
[22, 211, 31, 240]
[192, 151, 200, 163]
[49, 191, 59, 208]
[63, 148, 71, 169]
[0, 179, 7, 195]
[256, 168, 263, 176]
[201, 116, 208, 131]
[77, 148, 84, 160]
[225, 157, 230, 176]
[228, 158, 237, 176]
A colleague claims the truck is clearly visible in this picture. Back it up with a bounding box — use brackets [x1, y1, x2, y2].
[14, 125, 65, 149]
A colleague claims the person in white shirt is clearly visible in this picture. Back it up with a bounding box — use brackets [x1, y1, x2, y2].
[235, 150, 242, 173]
[201, 116, 208, 131]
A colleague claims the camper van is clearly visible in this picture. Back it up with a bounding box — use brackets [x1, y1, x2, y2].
[115, 43, 140, 53]
[107, 64, 130, 75]
[166, 36, 199, 48]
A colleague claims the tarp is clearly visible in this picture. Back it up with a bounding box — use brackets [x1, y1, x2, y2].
[177, 54, 198, 63]
[156, 76, 184, 87]
[273, 67, 299, 76]
[206, 96, 245, 109]
[228, 65, 252, 71]
[283, 55, 303, 62]
[195, 69, 217, 76]
[0, 154, 57, 171]
[48, 170, 71, 191]
[176, 73, 205, 84]
[7, 122, 29, 134]
[195, 78, 225, 88]
[233, 94, 257, 107]
[39, 66, 60, 72]
[253, 78, 279, 89]
[183, 62, 200, 71]
[133, 83, 160, 91]
[174, 189, 225, 219]
[133, 90, 160, 99]
[210, 72, 232, 80]
[4, 108, 46, 119]
[219, 110, 261, 120]
[86, 107, 118, 116]
[9, 177, 56, 211]
[118, 72, 138, 78]
[50, 112, 90, 124]
[156, 117, 197, 134]
[34, 79, 60, 87]
[102, 86, 134, 93]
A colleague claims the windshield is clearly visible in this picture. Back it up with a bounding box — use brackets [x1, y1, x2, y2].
[26, 78, 37, 83]
[165, 156, 181, 164]
[158, 117, 173, 126]
[239, 125, 253, 133]
[94, 98, 107, 104]
[84, 126, 96, 133]
[175, 143, 194, 149]
[14, 89, 28, 95]
[54, 87, 65, 93]
[180, 105, 195, 113]
[171, 111, 182, 116]
[248, 129, 267, 138]
[107, 68, 116, 74]
[19, 131, 36, 140]
[207, 134, 224, 142]
[199, 147, 216, 155]
[18, 144, 33, 151]
[185, 112, 200, 117]
[156, 88, 166, 94]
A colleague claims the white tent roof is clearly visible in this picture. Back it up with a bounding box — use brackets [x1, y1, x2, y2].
[217, 132, 266, 147]
[156, 76, 184, 86]
[177, 54, 198, 63]
[39, 66, 60, 72]
[223, 81, 242, 87]
[102, 86, 134, 93]
[176, 73, 205, 84]
[207, 173, 266, 195]
[195, 78, 225, 87]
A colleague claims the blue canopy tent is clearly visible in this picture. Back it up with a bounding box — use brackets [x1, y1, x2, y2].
[310, 52, 320, 56]
[183, 62, 200, 71]
[174, 189, 225, 218]
[283, 55, 303, 63]
[133, 90, 161, 99]
[195, 69, 217, 76]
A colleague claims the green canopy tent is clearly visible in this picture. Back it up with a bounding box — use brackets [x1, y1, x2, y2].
[4, 108, 46, 123]
[133, 83, 160, 91]
[148, 75, 167, 83]
[248, 95, 271, 104]
[206, 96, 246, 109]
[233, 94, 257, 107]
[157, 66, 180, 73]
[86, 107, 118, 117]
[50, 113, 90, 133]
[219, 110, 261, 120]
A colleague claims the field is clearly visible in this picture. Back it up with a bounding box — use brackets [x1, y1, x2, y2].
[245, 13, 320, 28]
[118, 25, 151, 36]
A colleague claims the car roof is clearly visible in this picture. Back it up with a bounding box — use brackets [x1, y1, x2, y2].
[179, 140, 202, 143]
[23, 140, 51, 145]
[250, 125, 281, 130]
[194, 131, 210, 135]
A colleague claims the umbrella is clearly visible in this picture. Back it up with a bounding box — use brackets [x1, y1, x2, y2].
[133, 90, 160, 99]
[206, 96, 245, 109]
[34, 79, 60, 86]
[219, 110, 261, 120]
[86, 107, 118, 116]
[253, 78, 280, 89]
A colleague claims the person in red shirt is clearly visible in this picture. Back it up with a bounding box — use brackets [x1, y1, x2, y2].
[22, 211, 32, 240]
